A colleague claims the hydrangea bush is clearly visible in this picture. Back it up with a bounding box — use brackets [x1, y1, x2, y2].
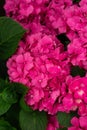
[1, 0, 87, 130]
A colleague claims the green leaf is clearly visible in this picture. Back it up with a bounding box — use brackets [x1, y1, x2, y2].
[57, 112, 75, 127]
[0, 120, 16, 130]
[5, 103, 21, 130]
[20, 97, 33, 112]
[0, 60, 7, 79]
[0, 0, 5, 17]
[0, 95, 11, 116]
[73, 0, 81, 4]
[2, 86, 18, 104]
[70, 66, 86, 77]
[58, 128, 67, 130]
[0, 17, 26, 60]
[0, 81, 28, 104]
[19, 110, 47, 130]
[57, 33, 70, 50]
[12, 82, 28, 95]
[0, 78, 6, 93]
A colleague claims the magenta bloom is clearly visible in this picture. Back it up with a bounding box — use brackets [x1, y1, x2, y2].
[68, 116, 87, 130]
[65, 76, 87, 116]
[7, 32, 70, 114]
[67, 38, 87, 70]
[4, 0, 50, 30]
[46, 115, 59, 130]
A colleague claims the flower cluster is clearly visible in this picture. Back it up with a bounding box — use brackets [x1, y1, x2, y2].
[4, 0, 87, 129]
[68, 116, 87, 130]
[4, 0, 50, 29]
[7, 33, 70, 114]
[63, 76, 87, 115]
[46, 115, 59, 130]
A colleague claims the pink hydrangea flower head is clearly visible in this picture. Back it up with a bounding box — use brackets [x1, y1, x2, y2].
[67, 38, 87, 70]
[79, 0, 87, 6]
[68, 116, 87, 130]
[45, 0, 69, 34]
[79, 116, 87, 129]
[4, 0, 50, 30]
[7, 32, 70, 114]
[46, 115, 59, 130]
[67, 76, 87, 116]
[62, 94, 75, 111]
[64, 3, 87, 42]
